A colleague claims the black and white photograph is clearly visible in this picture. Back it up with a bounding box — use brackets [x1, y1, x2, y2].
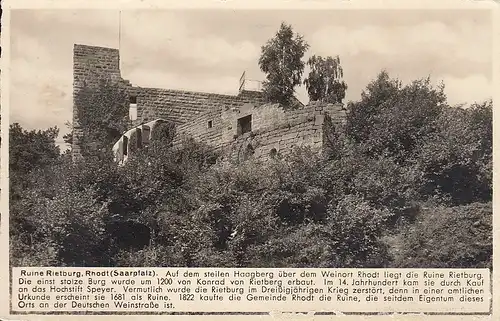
[8, 7, 492, 272]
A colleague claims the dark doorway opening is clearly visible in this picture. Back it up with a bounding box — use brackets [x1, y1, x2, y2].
[237, 115, 252, 136]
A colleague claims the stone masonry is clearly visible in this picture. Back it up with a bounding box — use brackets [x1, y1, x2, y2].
[72, 44, 129, 159]
[72, 44, 347, 162]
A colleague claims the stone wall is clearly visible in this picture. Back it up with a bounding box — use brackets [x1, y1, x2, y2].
[173, 107, 224, 148]
[226, 118, 322, 162]
[224, 102, 346, 162]
[172, 101, 346, 162]
[173, 102, 288, 150]
[132, 88, 266, 127]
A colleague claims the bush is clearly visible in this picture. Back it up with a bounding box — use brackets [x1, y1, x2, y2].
[148, 150, 393, 268]
[395, 202, 492, 268]
[11, 184, 109, 266]
[416, 103, 492, 205]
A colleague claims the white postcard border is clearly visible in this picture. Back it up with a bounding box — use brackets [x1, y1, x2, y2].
[1, 0, 498, 320]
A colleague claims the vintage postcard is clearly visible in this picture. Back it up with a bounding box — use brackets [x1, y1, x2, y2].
[0, 0, 497, 320]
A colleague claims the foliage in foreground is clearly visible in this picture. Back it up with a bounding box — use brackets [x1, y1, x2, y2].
[395, 202, 492, 269]
[9, 71, 492, 268]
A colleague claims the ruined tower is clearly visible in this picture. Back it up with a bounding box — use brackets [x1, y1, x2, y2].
[72, 44, 129, 160]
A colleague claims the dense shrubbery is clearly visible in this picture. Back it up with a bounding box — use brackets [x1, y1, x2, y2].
[395, 202, 492, 268]
[9, 71, 492, 268]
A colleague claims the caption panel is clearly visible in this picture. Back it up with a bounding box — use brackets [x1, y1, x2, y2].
[12, 268, 490, 313]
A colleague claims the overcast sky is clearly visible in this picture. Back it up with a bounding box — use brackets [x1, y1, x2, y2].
[10, 9, 492, 145]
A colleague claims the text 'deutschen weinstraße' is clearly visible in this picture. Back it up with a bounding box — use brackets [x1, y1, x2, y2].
[12, 268, 491, 313]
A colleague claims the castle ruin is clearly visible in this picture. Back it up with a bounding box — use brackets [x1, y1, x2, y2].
[72, 44, 347, 163]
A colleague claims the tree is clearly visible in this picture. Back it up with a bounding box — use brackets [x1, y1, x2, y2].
[9, 123, 63, 266]
[345, 70, 401, 145]
[258, 22, 309, 106]
[416, 101, 492, 205]
[345, 71, 446, 163]
[303, 55, 347, 103]
[9, 123, 60, 184]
